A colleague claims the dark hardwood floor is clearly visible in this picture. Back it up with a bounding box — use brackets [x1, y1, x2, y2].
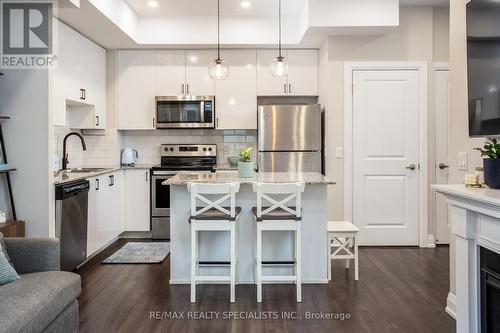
[77, 240, 455, 333]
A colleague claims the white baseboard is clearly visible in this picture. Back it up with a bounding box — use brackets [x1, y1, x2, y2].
[420, 234, 436, 248]
[445, 292, 456, 319]
[169, 279, 329, 285]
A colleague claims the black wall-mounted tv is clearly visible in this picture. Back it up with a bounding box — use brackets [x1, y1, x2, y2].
[467, 0, 500, 137]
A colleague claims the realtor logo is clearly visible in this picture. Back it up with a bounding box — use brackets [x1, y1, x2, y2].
[1, 1, 57, 69]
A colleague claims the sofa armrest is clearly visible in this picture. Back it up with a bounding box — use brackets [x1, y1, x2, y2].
[3, 238, 60, 274]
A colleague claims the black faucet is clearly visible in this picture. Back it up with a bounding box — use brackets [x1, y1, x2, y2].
[61, 132, 87, 171]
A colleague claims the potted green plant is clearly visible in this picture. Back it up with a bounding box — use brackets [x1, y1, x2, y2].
[475, 138, 500, 189]
[238, 147, 254, 178]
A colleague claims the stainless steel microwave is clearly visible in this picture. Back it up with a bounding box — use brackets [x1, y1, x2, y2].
[155, 96, 215, 129]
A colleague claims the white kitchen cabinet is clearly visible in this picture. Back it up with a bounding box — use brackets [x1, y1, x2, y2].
[53, 20, 106, 129]
[86, 171, 124, 257]
[256, 49, 318, 96]
[286, 50, 318, 96]
[124, 170, 151, 231]
[185, 50, 215, 96]
[118, 50, 156, 130]
[87, 176, 100, 256]
[257, 49, 287, 96]
[97, 171, 124, 245]
[215, 50, 257, 130]
[156, 50, 186, 96]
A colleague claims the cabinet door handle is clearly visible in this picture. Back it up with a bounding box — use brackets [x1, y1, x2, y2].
[153, 117, 156, 128]
[80, 89, 84, 100]
[182, 84, 185, 95]
[288, 83, 292, 94]
[145, 171, 149, 182]
[186, 84, 190, 95]
[109, 175, 114, 186]
[216, 117, 219, 128]
[95, 178, 100, 190]
[283, 83, 287, 94]
[95, 116, 99, 127]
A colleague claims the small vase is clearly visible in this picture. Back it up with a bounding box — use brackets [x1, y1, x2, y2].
[238, 161, 254, 178]
[483, 158, 500, 189]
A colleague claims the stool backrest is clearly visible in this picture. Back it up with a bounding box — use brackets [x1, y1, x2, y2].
[187, 182, 240, 218]
[252, 182, 305, 219]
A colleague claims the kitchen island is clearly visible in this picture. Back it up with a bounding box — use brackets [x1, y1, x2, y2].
[164, 172, 335, 284]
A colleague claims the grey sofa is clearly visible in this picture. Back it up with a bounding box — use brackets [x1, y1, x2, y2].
[0, 236, 81, 333]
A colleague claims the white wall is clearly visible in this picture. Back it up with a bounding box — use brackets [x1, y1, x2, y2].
[319, 6, 449, 239]
[0, 70, 52, 237]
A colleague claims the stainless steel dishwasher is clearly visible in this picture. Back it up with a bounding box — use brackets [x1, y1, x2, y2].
[55, 180, 90, 271]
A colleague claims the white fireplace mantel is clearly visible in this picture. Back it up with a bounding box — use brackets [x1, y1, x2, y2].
[432, 184, 500, 333]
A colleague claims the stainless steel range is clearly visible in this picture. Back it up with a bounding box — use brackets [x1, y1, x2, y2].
[150, 144, 217, 239]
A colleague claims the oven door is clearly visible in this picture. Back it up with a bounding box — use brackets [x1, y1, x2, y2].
[151, 172, 175, 216]
[156, 97, 214, 128]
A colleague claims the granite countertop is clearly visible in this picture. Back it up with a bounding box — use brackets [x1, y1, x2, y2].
[432, 184, 500, 207]
[53, 164, 154, 185]
[164, 171, 335, 186]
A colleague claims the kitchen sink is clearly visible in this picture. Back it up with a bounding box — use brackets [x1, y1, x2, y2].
[65, 168, 111, 173]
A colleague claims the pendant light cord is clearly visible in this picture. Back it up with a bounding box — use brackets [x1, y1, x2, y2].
[278, 0, 282, 58]
[217, 0, 221, 60]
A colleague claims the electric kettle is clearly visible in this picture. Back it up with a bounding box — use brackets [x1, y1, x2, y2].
[121, 147, 138, 166]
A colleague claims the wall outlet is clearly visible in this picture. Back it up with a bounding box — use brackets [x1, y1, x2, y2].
[458, 152, 468, 171]
[335, 147, 344, 158]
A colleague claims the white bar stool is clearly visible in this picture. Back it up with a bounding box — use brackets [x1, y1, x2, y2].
[327, 221, 359, 281]
[187, 182, 241, 303]
[252, 182, 305, 303]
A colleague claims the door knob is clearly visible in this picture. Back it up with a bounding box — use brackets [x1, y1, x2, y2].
[405, 164, 416, 171]
[438, 163, 449, 170]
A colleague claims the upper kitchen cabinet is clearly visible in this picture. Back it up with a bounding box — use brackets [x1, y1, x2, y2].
[185, 50, 215, 96]
[256, 49, 318, 96]
[53, 21, 106, 129]
[286, 50, 318, 96]
[215, 50, 257, 130]
[257, 50, 287, 96]
[156, 50, 186, 96]
[118, 50, 156, 130]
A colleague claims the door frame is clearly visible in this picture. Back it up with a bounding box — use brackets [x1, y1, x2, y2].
[433, 62, 450, 245]
[344, 61, 429, 247]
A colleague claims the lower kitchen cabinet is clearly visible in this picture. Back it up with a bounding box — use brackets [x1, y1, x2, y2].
[87, 171, 124, 256]
[124, 170, 151, 231]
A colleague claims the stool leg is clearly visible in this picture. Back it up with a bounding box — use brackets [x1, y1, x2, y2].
[327, 236, 332, 282]
[296, 223, 302, 303]
[190, 225, 197, 303]
[345, 238, 350, 269]
[256, 224, 262, 303]
[230, 223, 236, 303]
[354, 236, 359, 281]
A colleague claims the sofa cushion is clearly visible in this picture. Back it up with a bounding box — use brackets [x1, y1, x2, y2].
[0, 271, 81, 333]
[0, 250, 19, 285]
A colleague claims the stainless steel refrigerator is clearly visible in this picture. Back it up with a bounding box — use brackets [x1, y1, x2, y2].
[257, 104, 323, 173]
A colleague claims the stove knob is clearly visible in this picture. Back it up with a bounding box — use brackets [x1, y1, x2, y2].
[203, 147, 207, 152]
[164, 147, 169, 152]
[170, 148, 174, 152]
[208, 147, 213, 152]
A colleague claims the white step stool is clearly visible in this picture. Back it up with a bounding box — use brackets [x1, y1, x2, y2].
[327, 221, 359, 281]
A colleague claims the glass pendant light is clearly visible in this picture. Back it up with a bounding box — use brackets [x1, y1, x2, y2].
[270, 0, 288, 78]
[208, 0, 229, 80]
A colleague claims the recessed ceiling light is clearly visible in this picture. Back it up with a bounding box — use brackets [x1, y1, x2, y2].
[241, 1, 251, 8]
[148, 1, 159, 8]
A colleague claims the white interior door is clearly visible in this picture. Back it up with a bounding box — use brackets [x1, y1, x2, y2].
[434, 69, 450, 244]
[352, 70, 420, 245]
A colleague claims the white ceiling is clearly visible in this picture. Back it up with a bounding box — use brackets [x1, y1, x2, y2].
[400, 0, 449, 6]
[125, 0, 305, 17]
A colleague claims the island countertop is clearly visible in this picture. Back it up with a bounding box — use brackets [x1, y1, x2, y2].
[163, 171, 335, 186]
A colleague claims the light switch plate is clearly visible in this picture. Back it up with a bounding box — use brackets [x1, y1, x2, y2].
[335, 147, 344, 158]
[458, 152, 468, 171]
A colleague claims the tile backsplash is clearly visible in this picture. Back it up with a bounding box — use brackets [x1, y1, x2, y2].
[54, 126, 256, 169]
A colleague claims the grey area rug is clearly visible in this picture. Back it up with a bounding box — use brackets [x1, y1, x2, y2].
[102, 242, 170, 264]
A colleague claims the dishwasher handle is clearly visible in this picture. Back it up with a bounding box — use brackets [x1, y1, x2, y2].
[55, 180, 90, 200]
